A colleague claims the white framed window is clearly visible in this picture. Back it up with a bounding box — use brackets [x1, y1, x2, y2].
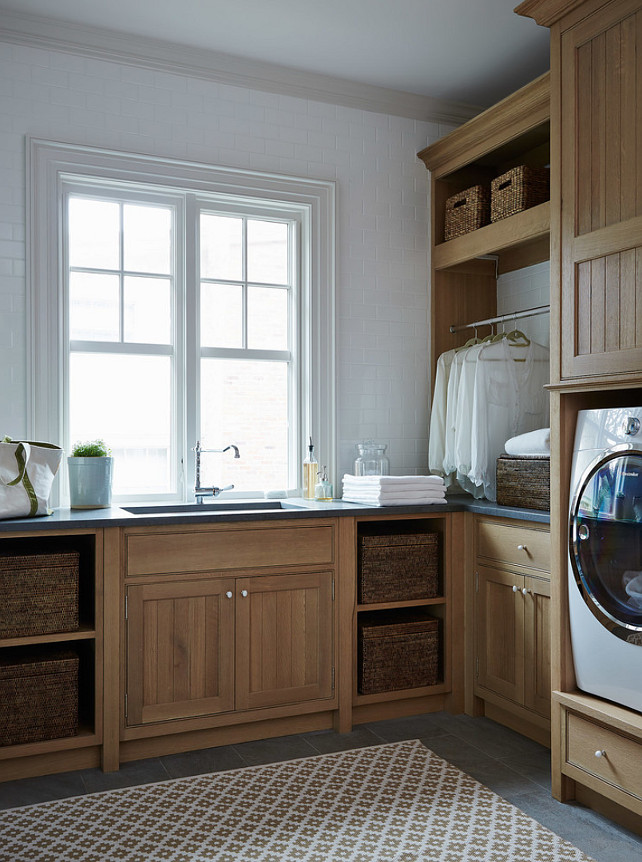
[29, 139, 335, 504]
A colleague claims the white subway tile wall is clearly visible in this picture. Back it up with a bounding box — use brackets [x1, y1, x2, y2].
[496, 261, 551, 350]
[0, 40, 447, 483]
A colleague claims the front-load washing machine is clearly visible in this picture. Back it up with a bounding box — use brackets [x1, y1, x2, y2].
[569, 406, 642, 713]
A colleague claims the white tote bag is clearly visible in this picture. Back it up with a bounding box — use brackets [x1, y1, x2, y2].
[0, 437, 63, 519]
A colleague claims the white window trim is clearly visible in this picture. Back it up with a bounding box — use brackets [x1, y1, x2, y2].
[28, 138, 336, 504]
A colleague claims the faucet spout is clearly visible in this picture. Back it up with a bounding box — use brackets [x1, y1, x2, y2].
[193, 441, 241, 503]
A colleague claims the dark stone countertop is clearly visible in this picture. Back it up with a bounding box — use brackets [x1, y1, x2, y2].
[0, 495, 549, 533]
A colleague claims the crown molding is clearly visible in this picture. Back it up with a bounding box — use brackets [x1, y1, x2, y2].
[0, 9, 482, 124]
[514, 0, 588, 27]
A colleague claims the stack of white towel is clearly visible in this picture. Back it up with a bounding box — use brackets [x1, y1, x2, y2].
[342, 474, 446, 506]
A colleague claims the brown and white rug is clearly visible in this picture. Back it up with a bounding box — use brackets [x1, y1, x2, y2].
[0, 739, 595, 861]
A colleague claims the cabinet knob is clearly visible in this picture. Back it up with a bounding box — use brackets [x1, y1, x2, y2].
[594, 749, 606, 759]
[225, 591, 233, 599]
[512, 584, 519, 593]
[241, 589, 248, 598]
[522, 587, 531, 596]
[517, 544, 528, 552]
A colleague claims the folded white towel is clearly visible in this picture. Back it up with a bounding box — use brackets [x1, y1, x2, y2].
[342, 494, 446, 507]
[344, 488, 446, 500]
[343, 482, 445, 495]
[504, 428, 551, 457]
[342, 474, 445, 486]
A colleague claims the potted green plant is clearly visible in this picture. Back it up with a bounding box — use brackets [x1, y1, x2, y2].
[67, 439, 113, 509]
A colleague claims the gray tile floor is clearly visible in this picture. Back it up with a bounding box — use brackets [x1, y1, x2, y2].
[1, 711, 641, 861]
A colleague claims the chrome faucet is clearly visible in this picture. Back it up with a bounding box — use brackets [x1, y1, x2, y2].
[193, 441, 240, 503]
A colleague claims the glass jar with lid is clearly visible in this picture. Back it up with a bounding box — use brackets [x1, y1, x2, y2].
[354, 442, 390, 476]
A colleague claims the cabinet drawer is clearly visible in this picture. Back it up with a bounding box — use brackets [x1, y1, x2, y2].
[476, 520, 550, 573]
[565, 712, 642, 802]
[126, 524, 334, 576]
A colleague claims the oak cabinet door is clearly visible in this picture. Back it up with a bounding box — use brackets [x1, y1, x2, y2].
[126, 579, 235, 726]
[559, 1, 642, 380]
[475, 565, 525, 705]
[523, 575, 551, 719]
[235, 572, 335, 711]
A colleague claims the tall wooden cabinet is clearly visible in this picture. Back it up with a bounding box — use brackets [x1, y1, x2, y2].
[518, 0, 642, 831]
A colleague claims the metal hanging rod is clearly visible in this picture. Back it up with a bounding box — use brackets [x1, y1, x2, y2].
[449, 304, 550, 334]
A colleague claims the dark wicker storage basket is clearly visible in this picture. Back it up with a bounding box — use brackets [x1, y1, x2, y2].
[358, 615, 439, 695]
[496, 455, 550, 511]
[444, 184, 490, 241]
[0, 551, 80, 639]
[358, 533, 439, 604]
[490, 165, 549, 223]
[0, 649, 79, 746]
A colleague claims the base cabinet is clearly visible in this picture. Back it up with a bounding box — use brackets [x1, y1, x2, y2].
[476, 565, 551, 720]
[126, 571, 335, 728]
[474, 517, 551, 740]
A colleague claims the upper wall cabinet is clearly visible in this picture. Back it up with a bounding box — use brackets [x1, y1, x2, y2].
[520, 0, 642, 383]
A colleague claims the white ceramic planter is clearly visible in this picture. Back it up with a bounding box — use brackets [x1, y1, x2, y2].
[68, 456, 113, 509]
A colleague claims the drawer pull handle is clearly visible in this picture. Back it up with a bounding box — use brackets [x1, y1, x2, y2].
[512, 585, 519, 593]
[225, 591, 233, 599]
[241, 589, 248, 598]
[517, 544, 528, 552]
[594, 750, 606, 759]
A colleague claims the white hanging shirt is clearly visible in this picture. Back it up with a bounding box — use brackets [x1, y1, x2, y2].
[428, 348, 456, 480]
[453, 342, 486, 498]
[469, 338, 549, 501]
[443, 347, 467, 482]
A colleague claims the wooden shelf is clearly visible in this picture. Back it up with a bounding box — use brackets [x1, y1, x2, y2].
[0, 726, 99, 760]
[354, 681, 449, 706]
[0, 626, 97, 649]
[433, 202, 550, 271]
[357, 597, 445, 612]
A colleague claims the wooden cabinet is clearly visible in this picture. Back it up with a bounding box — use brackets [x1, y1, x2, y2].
[418, 75, 550, 384]
[517, 0, 642, 830]
[554, 0, 642, 382]
[122, 522, 337, 736]
[125, 570, 334, 728]
[351, 512, 467, 722]
[0, 529, 104, 781]
[474, 517, 551, 743]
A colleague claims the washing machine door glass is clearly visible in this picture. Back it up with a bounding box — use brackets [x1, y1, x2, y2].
[570, 451, 642, 639]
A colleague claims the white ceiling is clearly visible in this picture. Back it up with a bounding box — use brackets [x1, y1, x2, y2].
[0, 0, 549, 110]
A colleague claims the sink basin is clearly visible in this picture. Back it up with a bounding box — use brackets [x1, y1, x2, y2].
[122, 501, 303, 515]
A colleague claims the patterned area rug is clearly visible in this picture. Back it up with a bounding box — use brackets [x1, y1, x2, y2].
[0, 739, 595, 862]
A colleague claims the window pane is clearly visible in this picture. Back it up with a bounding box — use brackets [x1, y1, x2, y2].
[200, 358, 288, 491]
[247, 220, 288, 285]
[70, 353, 173, 495]
[124, 204, 171, 275]
[124, 276, 172, 344]
[201, 283, 243, 348]
[69, 272, 120, 341]
[200, 214, 242, 281]
[248, 286, 288, 350]
[69, 198, 119, 270]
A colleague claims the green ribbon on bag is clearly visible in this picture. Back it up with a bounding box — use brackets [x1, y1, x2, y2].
[3, 438, 39, 517]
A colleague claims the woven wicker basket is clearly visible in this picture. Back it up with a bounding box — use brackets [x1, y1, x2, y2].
[444, 185, 490, 241]
[490, 165, 549, 223]
[358, 533, 439, 604]
[358, 615, 439, 695]
[496, 455, 550, 511]
[0, 649, 79, 746]
[0, 551, 80, 639]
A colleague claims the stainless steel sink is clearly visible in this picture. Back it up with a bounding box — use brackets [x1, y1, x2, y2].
[121, 501, 303, 515]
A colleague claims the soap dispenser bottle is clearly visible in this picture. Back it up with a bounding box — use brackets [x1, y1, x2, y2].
[315, 466, 333, 501]
[303, 437, 318, 499]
